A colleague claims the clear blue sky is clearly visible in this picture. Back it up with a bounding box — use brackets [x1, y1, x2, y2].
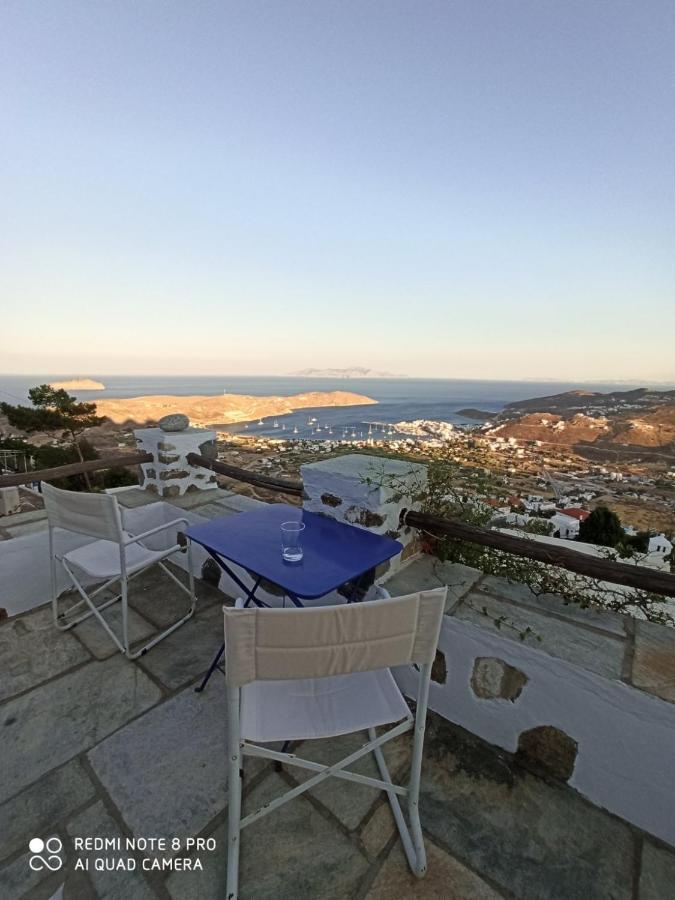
[2, 1, 674, 380]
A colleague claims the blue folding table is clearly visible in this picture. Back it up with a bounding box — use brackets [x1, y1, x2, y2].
[187, 503, 403, 691]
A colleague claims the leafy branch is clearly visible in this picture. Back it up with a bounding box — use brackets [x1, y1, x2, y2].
[365, 455, 674, 628]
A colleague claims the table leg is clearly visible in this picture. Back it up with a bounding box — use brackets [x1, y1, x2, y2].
[196, 563, 268, 693]
[347, 568, 376, 602]
[195, 550, 307, 693]
[195, 642, 225, 693]
[275, 739, 294, 772]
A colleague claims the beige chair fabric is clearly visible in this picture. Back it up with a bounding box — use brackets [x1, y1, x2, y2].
[223, 587, 447, 688]
[42, 482, 124, 542]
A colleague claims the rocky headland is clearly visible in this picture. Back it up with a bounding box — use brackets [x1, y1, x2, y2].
[95, 390, 376, 428]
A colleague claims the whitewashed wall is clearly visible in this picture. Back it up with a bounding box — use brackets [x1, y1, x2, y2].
[395, 615, 675, 847]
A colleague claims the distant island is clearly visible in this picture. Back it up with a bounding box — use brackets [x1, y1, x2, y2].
[289, 367, 406, 378]
[95, 390, 376, 427]
[50, 378, 105, 391]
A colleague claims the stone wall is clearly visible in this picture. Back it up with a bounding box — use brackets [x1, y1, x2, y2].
[134, 427, 219, 498]
[301, 453, 427, 576]
[384, 556, 675, 848]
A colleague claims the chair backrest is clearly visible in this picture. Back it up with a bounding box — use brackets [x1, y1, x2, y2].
[223, 587, 447, 687]
[42, 482, 124, 543]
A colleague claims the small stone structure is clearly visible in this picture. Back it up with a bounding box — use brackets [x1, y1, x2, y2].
[134, 427, 219, 498]
[301, 453, 427, 575]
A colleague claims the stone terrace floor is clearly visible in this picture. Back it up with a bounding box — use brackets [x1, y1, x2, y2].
[3, 567, 675, 900]
[2, 486, 675, 899]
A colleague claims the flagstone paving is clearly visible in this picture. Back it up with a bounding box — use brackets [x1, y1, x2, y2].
[420, 716, 636, 900]
[0, 605, 90, 702]
[1, 656, 161, 805]
[136, 602, 225, 691]
[88, 683, 242, 841]
[2, 574, 674, 900]
[73, 600, 158, 660]
[365, 840, 503, 900]
[167, 773, 372, 900]
[0, 759, 96, 864]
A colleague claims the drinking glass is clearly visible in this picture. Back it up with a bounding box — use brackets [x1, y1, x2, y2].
[281, 521, 305, 562]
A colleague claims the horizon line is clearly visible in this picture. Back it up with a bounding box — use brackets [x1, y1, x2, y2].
[2, 372, 675, 387]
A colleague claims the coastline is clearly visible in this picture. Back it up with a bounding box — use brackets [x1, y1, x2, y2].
[94, 390, 377, 427]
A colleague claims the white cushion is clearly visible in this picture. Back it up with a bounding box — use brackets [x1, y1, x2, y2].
[240, 668, 410, 743]
[63, 536, 168, 579]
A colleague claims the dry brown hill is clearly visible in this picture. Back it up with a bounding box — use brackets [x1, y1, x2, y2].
[95, 391, 376, 427]
[487, 413, 611, 446]
[610, 405, 675, 447]
[488, 404, 675, 452]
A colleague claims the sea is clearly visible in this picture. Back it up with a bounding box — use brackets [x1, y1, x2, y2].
[1, 375, 671, 443]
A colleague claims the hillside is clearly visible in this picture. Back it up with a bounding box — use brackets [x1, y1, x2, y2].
[487, 388, 675, 452]
[487, 412, 611, 446]
[506, 387, 675, 416]
[610, 404, 675, 447]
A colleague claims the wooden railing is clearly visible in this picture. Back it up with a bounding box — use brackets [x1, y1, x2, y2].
[186, 452, 304, 497]
[2, 447, 673, 599]
[0, 452, 153, 488]
[403, 509, 675, 598]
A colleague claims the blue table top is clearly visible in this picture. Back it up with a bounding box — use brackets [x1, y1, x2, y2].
[186, 503, 403, 600]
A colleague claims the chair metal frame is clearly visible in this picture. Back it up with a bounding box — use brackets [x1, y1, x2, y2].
[225, 667, 432, 898]
[45, 484, 196, 659]
[222, 591, 444, 899]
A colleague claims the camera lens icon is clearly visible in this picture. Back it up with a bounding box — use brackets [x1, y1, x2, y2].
[29, 836, 63, 872]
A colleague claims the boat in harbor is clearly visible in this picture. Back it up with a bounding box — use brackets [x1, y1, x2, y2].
[258, 418, 264, 425]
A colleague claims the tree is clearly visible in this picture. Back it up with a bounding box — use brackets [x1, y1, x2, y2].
[368, 455, 673, 627]
[1, 385, 103, 489]
[28, 438, 99, 490]
[522, 518, 554, 537]
[621, 531, 650, 554]
[578, 506, 625, 548]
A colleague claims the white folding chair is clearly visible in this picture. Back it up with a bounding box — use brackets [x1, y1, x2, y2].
[223, 587, 447, 899]
[43, 482, 196, 658]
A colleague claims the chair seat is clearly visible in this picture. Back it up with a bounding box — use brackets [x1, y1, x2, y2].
[240, 668, 411, 743]
[63, 535, 168, 579]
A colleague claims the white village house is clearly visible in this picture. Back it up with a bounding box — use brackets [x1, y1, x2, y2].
[550, 512, 581, 539]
